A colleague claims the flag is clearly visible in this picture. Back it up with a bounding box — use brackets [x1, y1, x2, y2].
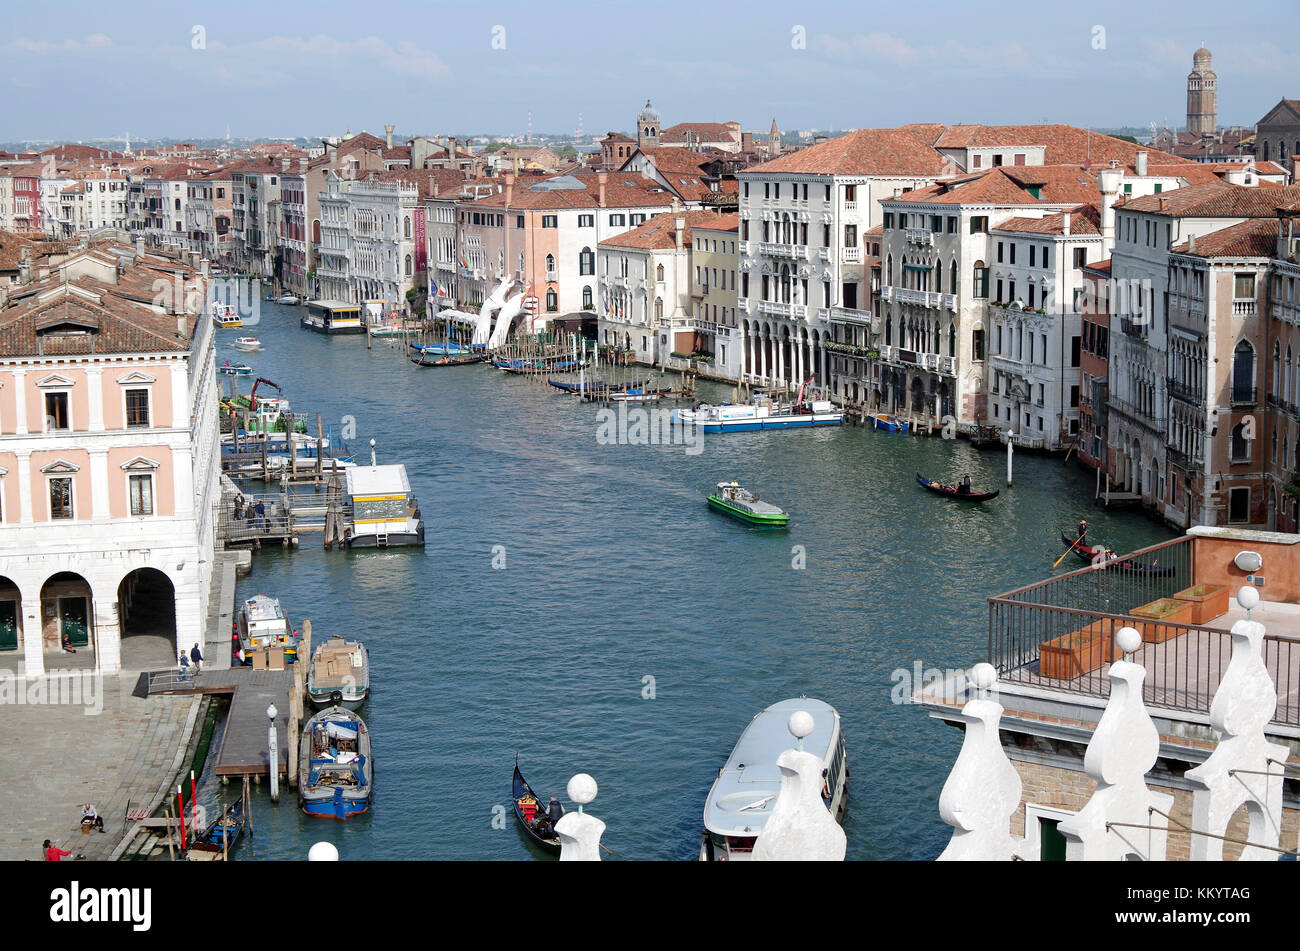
[458, 253, 468, 269]
[431, 279, 447, 298]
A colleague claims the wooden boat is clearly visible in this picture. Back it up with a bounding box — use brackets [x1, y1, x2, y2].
[219, 362, 253, 376]
[306, 636, 369, 709]
[1058, 531, 1175, 576]
[700, 697, 848, 861]
[547, 378, 649, 394]
[513, 757, 563, 854]
[868, 413, 909, 433]
[915, 473, 1000, 503]
[707, 481, 790, 527]
[299, 707, 372, 820]
[186, 800, 245, 860]
[410, 351, 488, 367]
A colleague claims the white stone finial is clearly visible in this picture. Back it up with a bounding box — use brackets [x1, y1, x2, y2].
[1116, 626, 1141, 656]
[937, 672, 1021, 861]
[1237, 585, 1260, 615]
[567, 773, 597, 806]
[308, 841, 339, 861]
[267, 703, 277, 721]
[752, 746, 847, 861]
[556, 777, 604, 862]
[789, 710, 814, 750]
[1186, 614, 1289, 860]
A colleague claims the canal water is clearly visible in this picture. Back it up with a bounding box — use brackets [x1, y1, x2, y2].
[207, 297, 1173, 861]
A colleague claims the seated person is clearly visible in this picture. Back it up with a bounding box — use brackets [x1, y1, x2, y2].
[81, 804, 105, 833]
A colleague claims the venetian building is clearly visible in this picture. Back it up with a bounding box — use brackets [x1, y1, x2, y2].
[1186, 47, 1217, 136]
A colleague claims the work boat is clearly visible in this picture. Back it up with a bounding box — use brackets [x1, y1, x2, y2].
[700, 697, 848, 861]
[211, 302, 242, 328]
[299, 707, 372, 820]
[236, 594, 301, 665]
[674, 382, 843, 433]
[707, 482, 789, 527]
[306, 636, 370, 709]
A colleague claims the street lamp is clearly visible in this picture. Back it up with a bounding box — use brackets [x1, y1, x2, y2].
[267, 704, 279, 803]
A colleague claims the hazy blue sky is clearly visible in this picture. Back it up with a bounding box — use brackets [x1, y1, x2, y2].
[5, 0, 1297, 142]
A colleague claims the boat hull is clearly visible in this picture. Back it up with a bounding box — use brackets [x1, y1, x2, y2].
[707, 495, 789, 527]
[513, 760, 562, 855]
[915, 473, 999, 503]
[870, 414, 910, 433]
[300, 315, 364, 335]
[344, 526, 425, 548]
[299, 706, 372, 820]
[675, 410, 844, 433]
[300, 792, 370, 820]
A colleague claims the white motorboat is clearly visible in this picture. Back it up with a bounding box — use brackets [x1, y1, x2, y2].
[276, 294, 301, 305]
[232, 336, 262, 351]
[699, 697, 848, 861]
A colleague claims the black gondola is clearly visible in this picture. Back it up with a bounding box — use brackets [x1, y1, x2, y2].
[512, 756, 563, 854]
[915, 472, 1000, 503]
[410, 353, 488, 367]
[1058, 531, 1175, 576]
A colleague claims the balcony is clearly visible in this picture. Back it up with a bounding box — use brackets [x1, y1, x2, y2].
[1106, 395, 1164, 433]
[545, 270, 558, 283]
[844, 201, 857, 211]
[818, 248, 830, 262]
[892, 287, 942, 308]
[942, 293, 957, 311]
[757, 299, 808, 320]
[1232, 299, 1257, 317]
[826, 306, 874, 326]
[1167, 377, 1204, 407]
[842, 247, 861, 264]
[1230, 387, 1256, 407]
[759, 242, 809, 260]
[903, 228, 935, 248]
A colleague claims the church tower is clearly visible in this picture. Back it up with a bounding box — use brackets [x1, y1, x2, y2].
[637, 100, 660, 151]
[768, 119, 781, 156]
[1186, 46, 1217, 136]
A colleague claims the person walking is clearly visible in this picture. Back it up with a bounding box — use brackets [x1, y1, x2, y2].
[43, 840, 72, 861]
[254, 498, 266, 533]
[190, 643, 203, 674]
[178, 650, 191, 682]
[234, 494, 245, 521]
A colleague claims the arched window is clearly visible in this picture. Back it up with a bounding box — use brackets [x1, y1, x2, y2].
[972, 261, 988, 298]
[949, 260, 957, 294]
[1233, 340, 1255, 402]
[1232, 422, 1250, 462]
[404, 254, 412, 276]
[885, 316, 892, 345]
[948, 322, 956, 357]
[1263, 142, 1270, 162]
[654, 298, 664, 321]
[582, 286, 593, 310]
[656, 263, 664, 283]
[886, 254, 893, 286]
[579, 247, 594, 276]
[404, 216, 411, 238]
[545, 253, 556, 275]
[1275, 341, 1283, 394]
[545, 288, 558, 312]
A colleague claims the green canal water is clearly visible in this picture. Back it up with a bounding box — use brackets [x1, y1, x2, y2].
[201, 299, 1174, 860]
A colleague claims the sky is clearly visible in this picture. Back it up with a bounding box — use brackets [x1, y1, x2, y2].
[4, 0, 1298, 143]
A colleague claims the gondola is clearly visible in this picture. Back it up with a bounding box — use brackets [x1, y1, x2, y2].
[1058, 531, 1175, 576]
[410, 352, 488, 367]
[915, 472, 999, 503]
[512, 756, 563, 855]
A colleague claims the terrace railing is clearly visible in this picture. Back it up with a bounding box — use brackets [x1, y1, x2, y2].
[987, 534, 1300, 726]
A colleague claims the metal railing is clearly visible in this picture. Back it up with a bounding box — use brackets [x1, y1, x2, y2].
[988, 535, 1300, 725]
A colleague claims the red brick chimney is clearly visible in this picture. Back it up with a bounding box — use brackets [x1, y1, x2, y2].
[504, 172, 515, 206]
[597, 171, 608, 208]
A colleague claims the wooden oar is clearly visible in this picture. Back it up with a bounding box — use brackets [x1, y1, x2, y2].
[1053, 533, 1085, 569]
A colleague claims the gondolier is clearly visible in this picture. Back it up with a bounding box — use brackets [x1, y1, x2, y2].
[1077, 519, 1088, 544]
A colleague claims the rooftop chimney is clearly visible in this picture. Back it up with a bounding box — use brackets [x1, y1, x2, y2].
[299, 155, 308, 171]
[597, 171, 608, 208]
[281, 156, 290, 171]
[504, 172, 515, 206]
[1098, 167, 1122, 249]
[675, 215, 685, 251]
[1063, 212, 1071, 236]
[385, 124, 395, 150]
[1135, 150, 1148, 177]
[1189, 234, 1196, 254]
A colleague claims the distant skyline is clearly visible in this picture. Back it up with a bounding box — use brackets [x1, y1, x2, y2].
[4, 0, 1297, 142]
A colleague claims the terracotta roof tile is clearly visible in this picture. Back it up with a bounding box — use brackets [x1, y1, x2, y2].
[598, 209, 736, 250]
[1172, 218, 1278, 258]
[741, 128, 949, 177]
[1120, 182, 1300, 217]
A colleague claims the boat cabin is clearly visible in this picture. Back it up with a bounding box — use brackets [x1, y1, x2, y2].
[302, 299, 363, 335]
[344, 464, 425, 548]
[211, 302, 242, 328]
[307, 719, 365, 786]
[700, 697, 848, 861]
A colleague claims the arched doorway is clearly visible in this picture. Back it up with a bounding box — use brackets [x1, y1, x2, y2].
[40, 572, 94, 662]
[0, 576, 21, 656]
[118, 568, 177, 670]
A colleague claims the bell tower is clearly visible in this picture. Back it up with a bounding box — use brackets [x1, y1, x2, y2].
[1186, 46, 1217, 136]
[637, 100, 660, 151]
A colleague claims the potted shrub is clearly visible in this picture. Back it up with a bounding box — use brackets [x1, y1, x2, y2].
[1040, 619, 1116, 679]
[1129, 597, 1194, 643]
[1170, 583, 1230, 625]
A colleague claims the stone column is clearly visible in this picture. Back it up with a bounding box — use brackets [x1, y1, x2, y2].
[16, 450, 32, 525]
[20, 578, 44, 678]
[13, 369, 27, 435]
[93, 584, 120, 675]
[86, 367, 105, 432]
[90, 450, 110, 522]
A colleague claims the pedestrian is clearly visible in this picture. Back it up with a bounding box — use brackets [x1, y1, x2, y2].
[178, 651, 191, 681]
[254, 499, 266, 532]
[43, 839, 71, 861]
[190, 643, 203, 674]
[234, 494, 244, 520]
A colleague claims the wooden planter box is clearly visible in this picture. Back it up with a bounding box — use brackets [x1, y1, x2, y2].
[1171, 583, 1230, 625]
[1040, 620, 1116, 679]
[1129, 597, 1194, 644]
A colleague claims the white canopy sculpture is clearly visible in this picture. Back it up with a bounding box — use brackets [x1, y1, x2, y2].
[474, 275, 514, 347]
